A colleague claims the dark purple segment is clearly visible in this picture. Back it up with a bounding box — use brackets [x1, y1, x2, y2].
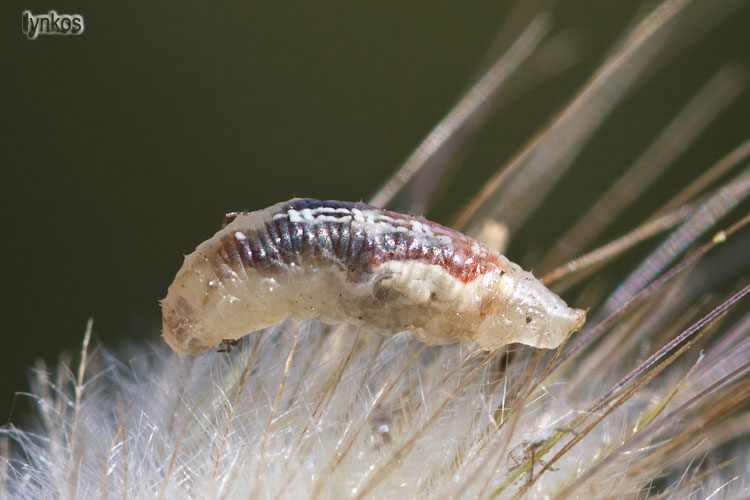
[216, 199, 499, 282]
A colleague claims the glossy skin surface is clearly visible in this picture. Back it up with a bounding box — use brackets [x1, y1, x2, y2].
[162, 199, 586, 354]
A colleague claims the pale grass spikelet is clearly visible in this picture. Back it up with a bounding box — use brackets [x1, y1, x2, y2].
[3, 1, 750, 499]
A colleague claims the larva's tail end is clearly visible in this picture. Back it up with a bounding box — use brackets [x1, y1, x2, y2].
[161, 330, 208, 355]
[161, 297, 211, 355]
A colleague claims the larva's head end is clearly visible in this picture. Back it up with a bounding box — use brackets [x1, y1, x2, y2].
[160, 296, 211, 355]
[546, 306, 586, 349]
[571, 307, 587, 333]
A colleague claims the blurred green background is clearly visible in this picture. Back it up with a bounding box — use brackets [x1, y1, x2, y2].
[3, 1, 749, 422]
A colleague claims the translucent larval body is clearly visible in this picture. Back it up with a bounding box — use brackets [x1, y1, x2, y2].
[161, 199, 586, 354]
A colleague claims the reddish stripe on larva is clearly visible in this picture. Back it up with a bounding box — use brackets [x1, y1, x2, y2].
[161, 198, 585, 354]
[364, 209, 499, 283]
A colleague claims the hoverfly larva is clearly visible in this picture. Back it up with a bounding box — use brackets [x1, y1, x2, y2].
[161, 199, 586, 354]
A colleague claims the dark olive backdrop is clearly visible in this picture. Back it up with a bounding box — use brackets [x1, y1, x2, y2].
[3, 2, 749, 422]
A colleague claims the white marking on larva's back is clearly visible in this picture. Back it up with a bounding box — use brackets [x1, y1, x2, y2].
[349, 208, 412, 234]
[310, 206, 353, 215]
[372, 213, 400, 225]
[284, 208, 353, 224]
[471, 241, 489, 258]
[435, 234, 453, 246]
[409, 219, 435, 237]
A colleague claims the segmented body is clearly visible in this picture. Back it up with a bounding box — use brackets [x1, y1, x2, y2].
[162, 199, 585, 354]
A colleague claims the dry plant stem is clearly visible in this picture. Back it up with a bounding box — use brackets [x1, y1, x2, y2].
[162, 348, 256, 498]
[211, 351, 255, 478]
[434, 348, 562, 496]
[628, 397, 744, 487]
[119, 398, 131, 500]
[464, 351, 547, 497]
[592, 355, 707, 484]
[604, 169, 750, 314]
[404, 348, 488, 423]
[543, 141, 750, 288]
[477, 412, 525, 498]
[599, 283, 749, 410]
[253, 332, 298, 491]
[479, 356, 550, 498]
[493, 349, 547, 426]
[219, 454, 250, 500]
[686, 401, 750, 457]
[371, 351, 497, 498]
[701, 312, 750, 369]
[280, 323, 330, 416]
[274, 334, 361, 500]
[352, 351, 496, 500]
[369, 15, 551, 209]
[554, 358, 750, 499]
[308, 344, 427, 500]
[456, 0, 694, 232]
[290, 332, 360, 455]
[156, 403, 199, 500]
[442, 351, 540, 499]
[495, 331, 574, 439]
[54, 352, 70, 439]
[567, 299, 672, 393]
[654, 138, 750, 217]
[99, 397, 135, 500]
[700, 476, 743, 500]
[647, 461, 736, 500]
[541, 204, 696, 286]
[513, 316, 713, 500]
[402, 28, 584, 216]
[539, 64, 746, 270]
[64, 318, 92, 499]
[0, 434, 7, 497]
[32, 359, 64, 474]
[417, 349, 544, 498]
[489, 333, 672, 496]
[331, 344, 426, 468]
[550, 213, 750, 375]
[163, 356, 197, 442]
